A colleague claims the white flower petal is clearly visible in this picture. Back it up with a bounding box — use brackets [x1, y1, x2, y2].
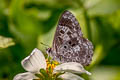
[60, 72, 84, 80]
[21, 48, 46, 72]
[53, 62, 91, 75]
[13, 72, 38, 80]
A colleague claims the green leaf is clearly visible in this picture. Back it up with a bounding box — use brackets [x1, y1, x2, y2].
[54, 72, 65, 79]
[86, 0, 120, 16]
[35, 74, 45, 80]
[40, 68, 49, 80]
[108, 10, 120, 34]
[9, 0, 43, 51]
[55, 78, 64, 80]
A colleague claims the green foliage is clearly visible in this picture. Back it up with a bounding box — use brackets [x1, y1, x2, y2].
[0, 0, 120, 80]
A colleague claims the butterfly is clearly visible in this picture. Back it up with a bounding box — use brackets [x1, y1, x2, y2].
[47, 10, 93, 66]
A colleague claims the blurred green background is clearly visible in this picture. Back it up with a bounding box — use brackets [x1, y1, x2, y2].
[0, 0, 120, 80]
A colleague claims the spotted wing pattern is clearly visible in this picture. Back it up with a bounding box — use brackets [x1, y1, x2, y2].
[48, 10, 93, 66]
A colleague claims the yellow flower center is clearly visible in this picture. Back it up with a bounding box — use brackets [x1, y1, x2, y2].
[46, 59, 59, 73]
[35, 59, 62, 80]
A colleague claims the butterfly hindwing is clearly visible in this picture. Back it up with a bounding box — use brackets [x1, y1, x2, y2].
[49, 10, 93, 66]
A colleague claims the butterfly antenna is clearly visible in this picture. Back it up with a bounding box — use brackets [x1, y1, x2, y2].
[40, 42, 50, 48]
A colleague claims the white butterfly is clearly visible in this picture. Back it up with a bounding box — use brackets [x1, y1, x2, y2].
[13, 48, 91, 80]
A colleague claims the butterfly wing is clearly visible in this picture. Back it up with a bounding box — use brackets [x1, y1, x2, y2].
[50, 10, 93, 66]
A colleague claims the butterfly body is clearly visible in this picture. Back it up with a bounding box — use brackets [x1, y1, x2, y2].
[47, 10, 93, 66]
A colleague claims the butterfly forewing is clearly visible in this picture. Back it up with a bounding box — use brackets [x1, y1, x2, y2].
[49, 10, 93, 66]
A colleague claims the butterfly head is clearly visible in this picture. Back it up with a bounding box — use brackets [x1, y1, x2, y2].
[46, 48, 52, 54]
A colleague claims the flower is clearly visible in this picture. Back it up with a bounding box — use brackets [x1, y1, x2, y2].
[13, 48, 91, 80]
